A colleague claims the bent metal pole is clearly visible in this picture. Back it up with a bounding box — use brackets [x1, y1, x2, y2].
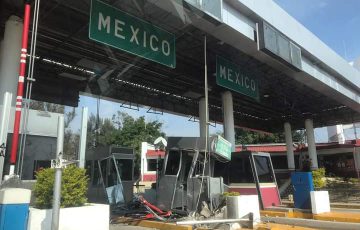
[9, 1, 31, 174]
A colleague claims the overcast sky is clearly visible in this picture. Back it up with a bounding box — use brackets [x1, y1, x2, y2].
[67, 0, 360, 143]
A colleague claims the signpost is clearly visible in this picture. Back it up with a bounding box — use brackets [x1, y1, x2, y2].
[89, 0, 176, 68]
[216, 56, 259, 100]
[213, 135, 232, 161]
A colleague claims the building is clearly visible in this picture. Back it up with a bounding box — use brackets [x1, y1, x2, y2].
[140, 142, 165, 182]
[236, 140, 360, 178]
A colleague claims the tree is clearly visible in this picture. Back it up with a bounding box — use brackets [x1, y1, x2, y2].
[29, 100, 64, 113]
[235, 128, 284, 144]
[85, 111, 165, 176]
[293, 129, 306, 143]
[86, 113, 116, 148]
[235, 128, 305, 145]
[63, 108, 78, 159]
[111, 112, 165, 176]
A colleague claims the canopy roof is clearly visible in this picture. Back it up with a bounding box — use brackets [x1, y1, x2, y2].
[1, 0, 359, 132]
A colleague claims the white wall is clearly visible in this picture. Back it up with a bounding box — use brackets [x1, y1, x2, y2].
[28, 204, 109, 230]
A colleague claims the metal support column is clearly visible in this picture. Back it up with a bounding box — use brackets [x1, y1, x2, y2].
[0, 16, 23, 105]
[199, 97, 207, 138]
[284, 122, 295, 171]
[222, 91, 235, 152]
[305, 119, 318, 170]
[0, 92, 13, 183]
[9, 2, 31, 174]
[78, 107, 88, 168]
[51, 115, 64, 230]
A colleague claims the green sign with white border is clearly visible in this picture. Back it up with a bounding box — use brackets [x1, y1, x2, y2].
[214, 135, 232, 161]
[89, 0, 176, 68]
[216, 56, 259, 100]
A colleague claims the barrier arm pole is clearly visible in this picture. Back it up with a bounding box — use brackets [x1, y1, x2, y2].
[9, 1, 31, 175]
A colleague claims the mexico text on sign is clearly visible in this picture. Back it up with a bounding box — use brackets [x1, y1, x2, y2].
[89, 0, 176, 68]
[216, 56, 259, 100]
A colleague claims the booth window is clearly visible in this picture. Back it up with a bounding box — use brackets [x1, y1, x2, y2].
[229, 157, 254, 183]
[253, 155, 274, 183]
[115, 159, 133, 181]
[165, 151, 181, 175]
[214, 161, 229, 184]
[147, 159, 163, 171]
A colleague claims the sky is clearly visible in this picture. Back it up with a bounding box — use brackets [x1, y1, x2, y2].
[67, 0, 360, 143]
[273, 0, 360, 141]
[68, 95, 222, 137]
[274, 0, 360, 62]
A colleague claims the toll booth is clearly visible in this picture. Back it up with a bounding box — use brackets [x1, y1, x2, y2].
[156, 137, 228, 212]
[85, 146, 135, 204]
[215, 151, 281, 209]
[140, 142, 165, 182]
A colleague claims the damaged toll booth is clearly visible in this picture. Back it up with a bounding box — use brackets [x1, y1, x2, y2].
[156, 136, 230, 212]
[85, 146, 135, 204]
[215, 151, 281, 209]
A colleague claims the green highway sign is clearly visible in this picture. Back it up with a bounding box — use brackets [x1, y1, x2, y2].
[214, 135, 232, 161]
[89, 0, 176, 68]
[216, 56, 259, 100]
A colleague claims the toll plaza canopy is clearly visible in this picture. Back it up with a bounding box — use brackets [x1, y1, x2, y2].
[1, 0, 360, 133]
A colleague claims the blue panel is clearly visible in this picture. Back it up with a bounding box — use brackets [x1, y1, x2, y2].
[291, 172, 314, 209]
[0, 204, 29, 230]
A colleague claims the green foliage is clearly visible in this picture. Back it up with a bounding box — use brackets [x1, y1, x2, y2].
[29, 100, 65, 113]
[349, 178, 360, 183]
[112, 112, 165, 153]
[34, 165, 89, 209]
[235, 128, 305, 145]
[222, 191, 240, 197]
[235, 128, 284, 144]
[112, 112, 165, 176]
[87, 114, 117, 147]
[86, 111, 165, 177]
[312, 168, 326, 188]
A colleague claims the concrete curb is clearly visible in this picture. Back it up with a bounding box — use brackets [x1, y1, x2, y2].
[261, 209, 360, 223]
[261, 216, 360, 230]
[282, 200, 360, 210]
[112, 217, 192, 230]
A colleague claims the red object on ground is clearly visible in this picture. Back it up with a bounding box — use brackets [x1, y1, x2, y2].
[9, 2, 31, 165]
[138, 196, 172, 219]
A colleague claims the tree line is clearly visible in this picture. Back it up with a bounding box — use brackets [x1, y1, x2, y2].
[30, 100, 305, 171]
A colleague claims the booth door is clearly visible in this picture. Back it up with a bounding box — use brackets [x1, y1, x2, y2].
[252, 154, 281, 208]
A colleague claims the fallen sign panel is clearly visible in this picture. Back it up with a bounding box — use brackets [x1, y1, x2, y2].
[212, 135, 232, 161]
[89, 0, 176, 68]
[216, 56, 259, 100]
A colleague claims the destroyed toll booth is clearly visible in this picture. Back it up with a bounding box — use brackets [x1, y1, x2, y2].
[215, 151, 281, 209]
[156, 136, 229, 212]
[85, 145, 135, 205]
